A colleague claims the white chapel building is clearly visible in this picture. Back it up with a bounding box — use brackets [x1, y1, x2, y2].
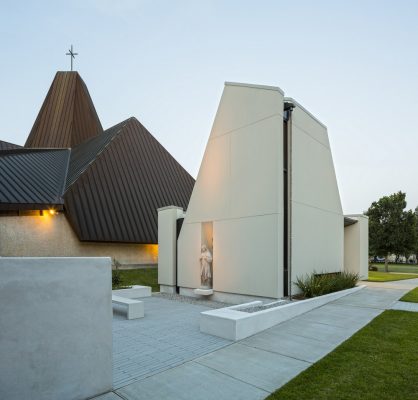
[158, 82, 368, 301]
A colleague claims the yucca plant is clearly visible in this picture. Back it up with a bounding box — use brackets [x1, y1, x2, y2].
[294, 271, 359, 298]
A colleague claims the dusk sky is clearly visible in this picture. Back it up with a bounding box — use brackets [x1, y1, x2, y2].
[1, 0, 418, 214]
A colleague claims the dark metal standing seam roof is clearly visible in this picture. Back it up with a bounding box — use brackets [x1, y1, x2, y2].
[0, 149, 70, 209]
[1, 72, 194, 243]
[344, 217, 358, 227]
[65, 120, 126, 189]
[0, 140, 22, 151]
[64, 118, 195, 243]
[24, 72, 103, 148]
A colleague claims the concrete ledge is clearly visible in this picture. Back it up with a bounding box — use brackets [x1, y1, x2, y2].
[200, 286, 365, 341]
[160, 284, 177, 294]
[112, 285, 151, 298]
[180, 287, 276, 304]
[194, 288, 214, 296]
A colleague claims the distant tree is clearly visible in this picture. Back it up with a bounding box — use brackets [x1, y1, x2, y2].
[365, 191, 416, 272]
[414, 206, 418, 259]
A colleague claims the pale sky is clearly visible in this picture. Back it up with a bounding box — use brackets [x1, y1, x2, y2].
[1, 0, 418, 214]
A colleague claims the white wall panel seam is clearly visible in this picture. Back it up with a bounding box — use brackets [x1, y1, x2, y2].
[210, 113, 283, 140]
[292, 199, 343, 216]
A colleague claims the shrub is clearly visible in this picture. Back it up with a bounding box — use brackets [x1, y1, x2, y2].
[112, 258, 122, 288]
[112, 269, 122, 287]
[294, 271, 359, 298]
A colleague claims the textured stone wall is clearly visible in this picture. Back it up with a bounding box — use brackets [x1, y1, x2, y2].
[0, 213, 158, 265]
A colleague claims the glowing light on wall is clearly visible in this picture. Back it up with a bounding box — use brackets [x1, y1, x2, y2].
[144, 244, 159, 262]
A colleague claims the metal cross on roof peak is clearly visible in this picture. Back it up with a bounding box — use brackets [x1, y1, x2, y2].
[66, 45, 78, 71]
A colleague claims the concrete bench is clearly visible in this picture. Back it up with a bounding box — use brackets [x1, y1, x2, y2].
[112, 295, 144, 319]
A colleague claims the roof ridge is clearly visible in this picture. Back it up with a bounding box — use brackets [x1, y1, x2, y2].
[64, 119, 130, 191]
[59, 149, 72, 199]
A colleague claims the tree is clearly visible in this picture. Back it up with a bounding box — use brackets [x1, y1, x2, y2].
[365, 191, 416, 272]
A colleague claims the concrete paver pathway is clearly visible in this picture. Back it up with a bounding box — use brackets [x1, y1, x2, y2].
[95, 279, 418, 400]
[112, 297, 231, 389]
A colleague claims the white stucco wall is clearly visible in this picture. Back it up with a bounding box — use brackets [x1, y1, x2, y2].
[177, 83, 346, 299]
[344, 215, 369, 280]
[178, 82, 285, 298]
[0, 257, 112, 400]
[289, 99, 344, 290]
[157, 206, 184, 287]
[0, 214, 158, 265]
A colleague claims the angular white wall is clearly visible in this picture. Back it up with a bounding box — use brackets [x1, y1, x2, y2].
[289, 99, 344, 289]
[177, 82, 351, 300]
[178, 83, 285, 298]
[344, 215, 369, 280]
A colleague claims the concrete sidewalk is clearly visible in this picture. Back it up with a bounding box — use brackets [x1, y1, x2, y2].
[96, 281, 417, 400]
[390, 301, 418, 312]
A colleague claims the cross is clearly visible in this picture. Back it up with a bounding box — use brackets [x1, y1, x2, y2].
[66, 45, 78, 71]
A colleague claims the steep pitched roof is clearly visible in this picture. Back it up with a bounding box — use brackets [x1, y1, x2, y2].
[0, 149, 70, 210]
[64, 118, 195, 243]
[25, 72, 103, 148]
[0, 140, 22, 151]
[1, 71, 195, 243]
[65, 120, 126, 189]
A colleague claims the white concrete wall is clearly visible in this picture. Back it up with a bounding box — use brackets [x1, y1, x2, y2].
[289, 99, 344, 290]
[178, 82, 285, 298]
[0, 257, 112, 400]
[0, 213, 158, 265]
[344, 215, 369, 280]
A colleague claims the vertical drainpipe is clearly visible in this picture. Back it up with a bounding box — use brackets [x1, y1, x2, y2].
[284, 102, 295, 300]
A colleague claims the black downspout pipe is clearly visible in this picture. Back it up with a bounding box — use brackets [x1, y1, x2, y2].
[284, 102, 295, 300]
[176, 217, 184, 294]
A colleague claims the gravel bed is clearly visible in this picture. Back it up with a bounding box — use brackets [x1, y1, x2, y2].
[152, 292, 233, 309]
[239, 300, 292, 313]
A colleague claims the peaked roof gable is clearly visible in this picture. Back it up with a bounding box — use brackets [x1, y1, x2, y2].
[64, 118, 195, 243]
[25, 72, 103, 148]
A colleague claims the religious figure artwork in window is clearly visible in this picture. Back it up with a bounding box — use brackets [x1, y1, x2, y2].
[199, 244, 213, 288]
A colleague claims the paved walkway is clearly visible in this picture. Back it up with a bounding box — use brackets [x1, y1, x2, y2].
[94, 280, 418, 400]
[112, 297, 231, 388]
[390, 300, 418, 312]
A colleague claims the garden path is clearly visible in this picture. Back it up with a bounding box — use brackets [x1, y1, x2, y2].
[94, 280, 418, 400]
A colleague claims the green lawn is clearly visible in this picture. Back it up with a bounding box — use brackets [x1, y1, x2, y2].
[267, 310, 418, 400]
[370, 263, 418, 274]
[367, 271, 418, 282]
[400, 287, 418, 303]
[112, 267, 159, 291]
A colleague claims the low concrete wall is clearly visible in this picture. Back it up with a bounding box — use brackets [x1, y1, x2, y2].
[112, 285, 152, 298]
[0, 257, 113, 400]
[0, 214, 158, 265]
[201, 285, 365, 341]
